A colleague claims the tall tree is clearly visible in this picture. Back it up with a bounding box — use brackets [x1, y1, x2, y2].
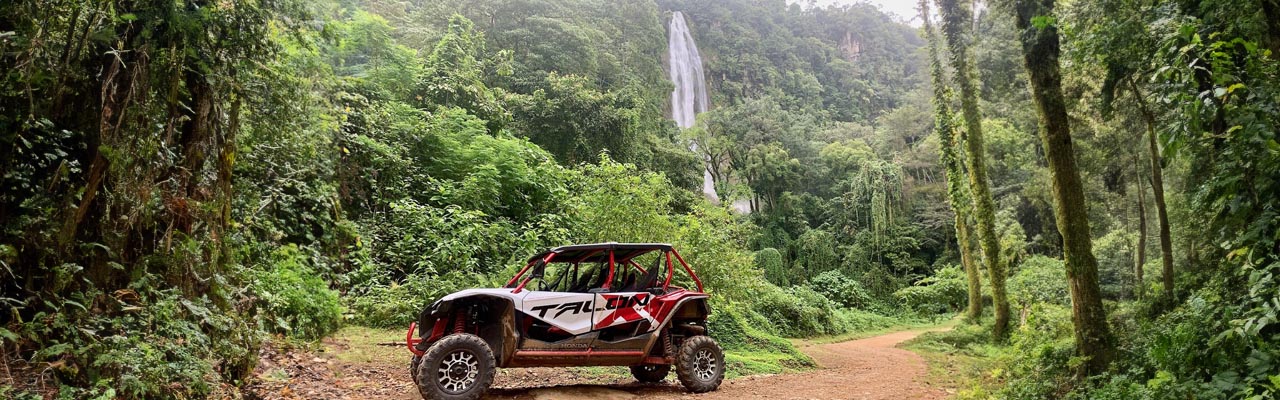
[1011, 0, 1115, 374]
[1127, 80, 1175, 298]
[921, 0, 983, 322]
[937, 0, 1010, 339]
[1073, 0, 1177, 300]
[1133, 151, 1147, 300]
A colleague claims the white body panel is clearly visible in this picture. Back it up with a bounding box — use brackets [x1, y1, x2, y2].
[440, 288, 660, 336]
[520, 291, 597, 335]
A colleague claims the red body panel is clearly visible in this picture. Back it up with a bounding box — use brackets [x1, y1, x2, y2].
[646, 289, 705, 326]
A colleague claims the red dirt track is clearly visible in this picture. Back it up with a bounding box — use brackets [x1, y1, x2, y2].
[247, 327, 950, 400]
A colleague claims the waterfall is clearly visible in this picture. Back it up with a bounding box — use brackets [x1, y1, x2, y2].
[667, 11, 709, 130]
[667, 11, 718, 203]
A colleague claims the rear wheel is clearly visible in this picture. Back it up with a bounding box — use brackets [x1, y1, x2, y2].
[675, 335, 724, 393]
[414, 334, 496, 400]
[629, 364, 671, 383]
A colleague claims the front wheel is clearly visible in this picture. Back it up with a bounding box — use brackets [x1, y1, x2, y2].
[415, 334, 496, 400]
[629, 364, 671, 383]
[410, 354, 422, 385]
[675, 335, 725, 393]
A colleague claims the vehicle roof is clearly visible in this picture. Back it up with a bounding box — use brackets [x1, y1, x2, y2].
[528, 242, 674, 263]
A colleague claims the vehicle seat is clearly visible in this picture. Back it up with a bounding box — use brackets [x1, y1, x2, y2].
[617, 272, 636, 292]
[623, 263, 659, 292]
[569, 267, 596, 292]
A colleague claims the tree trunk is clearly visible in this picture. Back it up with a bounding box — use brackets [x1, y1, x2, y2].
[937, 0, 1009, 339]
[1263, 0, 1280, 56]
[1129, 80, 1174, 299]
[957, 217, 983, 320]
[921, 0, 983, 322]
[1133, 153, 1147, 300]
[1013, 0, 1115, 375]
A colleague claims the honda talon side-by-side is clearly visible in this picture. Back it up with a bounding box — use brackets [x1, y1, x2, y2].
[404, 242, 724, 400]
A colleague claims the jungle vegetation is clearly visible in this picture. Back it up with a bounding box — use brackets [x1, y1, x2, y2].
[1, 0, 1278, 398]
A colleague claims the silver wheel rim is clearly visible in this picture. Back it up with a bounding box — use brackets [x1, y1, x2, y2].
[694, 349, 716, 381]
[437, 349, 479, 394]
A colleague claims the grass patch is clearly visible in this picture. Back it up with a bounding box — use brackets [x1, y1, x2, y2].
[325, 326, 407, 364]
[710, 306, 818, 378]
[807, 312, 955, 344]
[900, 321, 1005, 398]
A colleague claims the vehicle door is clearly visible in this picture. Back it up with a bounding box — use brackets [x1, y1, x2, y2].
[519, 261, 598, 336]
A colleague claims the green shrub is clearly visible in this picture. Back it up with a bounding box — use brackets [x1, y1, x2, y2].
[833, 307, 911, 332]
[250, 245, 343, 340]
[10, 280, 259, 399]
[708, 303, 815, 377]
[344, 272, 485, 328]
[847, 262, 907, 311]
[791, 229, 839, 279]
[996, 303, 1077, 399]
[1009, 255, 1070, 310]
[894, 265, 967, 315]
[1093, 229, 1137, 299]
[809, 270, 873, 309]
[755, 247, 789, 286]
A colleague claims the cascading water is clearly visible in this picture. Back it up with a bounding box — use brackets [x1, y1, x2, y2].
[666, 11, 718, 203]
[668, 11, 710, 130]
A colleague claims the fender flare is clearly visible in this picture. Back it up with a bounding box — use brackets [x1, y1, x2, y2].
[655, 295, 710, 332]
[415, 294, 519, 366]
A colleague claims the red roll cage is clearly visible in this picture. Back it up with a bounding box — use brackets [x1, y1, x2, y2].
[504, 242, 704, 294]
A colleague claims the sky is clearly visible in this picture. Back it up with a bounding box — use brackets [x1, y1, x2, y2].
[788, 0, 924, 26]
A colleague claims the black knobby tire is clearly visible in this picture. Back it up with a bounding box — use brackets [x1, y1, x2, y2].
[414, 334, 496, 400]
[675, 335, 725, 393]
[629, 364, 671, 383]
[410, 354, 423, 385]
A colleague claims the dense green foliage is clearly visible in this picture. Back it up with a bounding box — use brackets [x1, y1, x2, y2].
[907, 0, 1280, 398]
[0, 0, 942, 396]
[2, 0, 1277, 397]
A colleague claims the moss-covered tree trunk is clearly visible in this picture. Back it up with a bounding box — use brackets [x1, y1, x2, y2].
[1013, 0, 1116, 375]
[1129, 81, 1174, 299]
[956, 212, 982, 319]
[937, 0, 1008, 338]
[921, 0, 983, 322]
[1147, 117, 1175, 298]
[1133, 153, 1147, 300]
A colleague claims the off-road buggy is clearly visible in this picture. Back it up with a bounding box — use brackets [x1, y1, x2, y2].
[404, 242, 724, 400]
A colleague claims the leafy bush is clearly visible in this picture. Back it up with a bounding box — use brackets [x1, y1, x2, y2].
[364, 200, 544, 280]
[809, 270, 873, 309]
[790, 229, 840, 279]
[833, 307, 915, 332]
[847, 262, 908, 312]
[7, 278, 259, 399]
[1078, 282, 1276, 400]
[895, 265, 967, 315]
[250, 245, 343, 340]
[344, 272, 484, 328]
[1093, 229, 1137, 299]
[755, 247, 789, 286]
[1009, 255, 1070, 310]
[996, 303, 1077, 399]
[708, 304, 815, 376]
[748, 285, 850, 337]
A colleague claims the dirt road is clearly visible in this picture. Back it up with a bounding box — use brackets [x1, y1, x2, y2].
[248, 327, 950, 400]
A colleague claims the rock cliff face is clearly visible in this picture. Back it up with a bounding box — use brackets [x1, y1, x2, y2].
[841, 30, 862, 61]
